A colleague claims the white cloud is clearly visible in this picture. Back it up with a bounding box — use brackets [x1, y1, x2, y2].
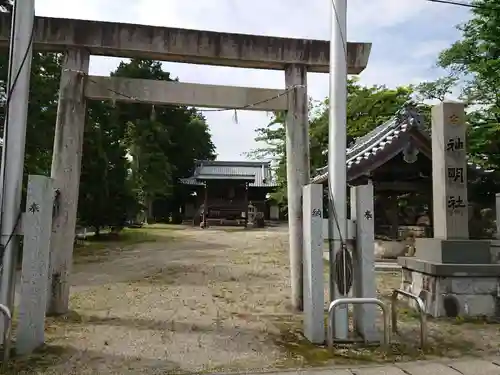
[411, 40, 450, 59]
[34, 0, 471, 161]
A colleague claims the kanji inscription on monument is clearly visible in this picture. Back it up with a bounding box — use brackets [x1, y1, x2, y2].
[431, 102, 469, 239]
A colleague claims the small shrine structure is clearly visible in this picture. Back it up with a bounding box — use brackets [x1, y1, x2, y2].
[311, 104, 491, 240]
[180, 160, 278, 227]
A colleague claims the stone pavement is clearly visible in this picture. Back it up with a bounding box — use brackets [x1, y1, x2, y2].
[246, 358, 500, 375]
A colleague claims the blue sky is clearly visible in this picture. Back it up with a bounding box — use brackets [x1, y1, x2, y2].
[36, 0, 472, 160]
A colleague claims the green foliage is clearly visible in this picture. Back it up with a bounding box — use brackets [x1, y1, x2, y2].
[78, 100, 136, 231]
[251, 78, 421, 207]
[0, 52, 62, 177]
[0, 0, 11, 12]
[112, 59, 216, 221]
[414, 75, 458, 102]
[254, 0, 500, 212]
[0, 49, 215, 231]
[418, 0, 500, 205]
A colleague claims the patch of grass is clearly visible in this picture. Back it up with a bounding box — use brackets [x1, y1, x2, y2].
[218, 227, 248, 233]
[1, 344, 73, 374]
[73, 228, 169, 264]
[268, 315, 479, 368]
[144, 223, 188, 231]
[393, 305, 422, 321]
[450, 315, 500, 325]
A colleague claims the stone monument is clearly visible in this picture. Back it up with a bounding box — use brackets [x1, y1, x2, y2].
[350, 180, 377, 340]
[302, 184, 325, 344]
[398, 102, 500, 318]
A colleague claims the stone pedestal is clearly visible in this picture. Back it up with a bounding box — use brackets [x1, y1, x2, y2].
[400, 238, 499, 318]
[399, 102, 500, 318]
[398, 257, 500, 317]
[414, 238, 491, 264]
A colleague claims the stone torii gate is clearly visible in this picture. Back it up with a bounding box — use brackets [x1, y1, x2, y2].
[0, 14, 371, 315]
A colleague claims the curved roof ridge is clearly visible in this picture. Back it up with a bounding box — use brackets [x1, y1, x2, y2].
[346, 117, 401, 162]
[315, 103, 422, 176]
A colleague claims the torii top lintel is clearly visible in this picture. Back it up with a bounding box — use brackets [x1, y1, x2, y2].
[0, 15, 371, 74]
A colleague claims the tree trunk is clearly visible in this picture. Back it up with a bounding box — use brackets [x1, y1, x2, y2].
[145, 197, 154, 224]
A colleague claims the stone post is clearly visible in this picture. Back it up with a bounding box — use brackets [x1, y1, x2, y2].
[302, 184, 325, 344]
[47, 48, 89, 315]
[285, 64, 309, 311]
[17, 175, 54, 354]
[496, 193, 500, 239]
[413, 101, 490, 264]
[350, 181, 377, 341]
[431, 102, 468, 239]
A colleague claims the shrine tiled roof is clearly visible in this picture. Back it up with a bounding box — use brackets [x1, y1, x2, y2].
[310, 104, 491, 184]
[180, 160, 278, 188]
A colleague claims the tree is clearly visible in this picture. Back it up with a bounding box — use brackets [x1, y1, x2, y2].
[77, 100, 136, 234]
[0, 1, 60, 180]
[414, 75, 459, 102]
[0, 0, 11, 12]
[251, 78, 422, 207]
[0, 51, 62, 177]
[112, 59, 216, 222]
[1, 41, 215, 231]
[419, 0, 500, 205]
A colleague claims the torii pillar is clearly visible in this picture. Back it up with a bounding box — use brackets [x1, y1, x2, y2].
[47, 49, 89, 315]
[285, 64, 310, 311]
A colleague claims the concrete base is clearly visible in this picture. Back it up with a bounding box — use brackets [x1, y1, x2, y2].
[398, 257, 500, 318]
[414, 238, 491, 264]
[490, 240, 500, 264]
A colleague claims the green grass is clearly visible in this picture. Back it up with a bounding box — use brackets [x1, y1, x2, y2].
[0, 344, 72, 375]
[73, 226, 172, 264]
[269, 318, 478, 368]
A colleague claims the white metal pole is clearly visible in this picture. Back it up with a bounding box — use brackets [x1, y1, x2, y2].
[0, 0, 35, 333]
[327, 0, 348, 339]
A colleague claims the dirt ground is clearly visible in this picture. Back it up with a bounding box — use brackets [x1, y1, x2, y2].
[5, 225, 500, 374]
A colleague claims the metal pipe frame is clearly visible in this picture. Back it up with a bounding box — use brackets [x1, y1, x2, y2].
[0, 303, 12, 366]
[391, 289, 427, 349]
[327, 297, 390, 348]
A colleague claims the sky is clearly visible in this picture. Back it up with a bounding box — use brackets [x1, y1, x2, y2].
[35, 0, 472, 161]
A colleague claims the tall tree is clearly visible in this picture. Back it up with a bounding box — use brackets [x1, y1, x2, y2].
[112, 59, 216, 222]
[1, 40, 215, 230]
[78, 100, 136, 234]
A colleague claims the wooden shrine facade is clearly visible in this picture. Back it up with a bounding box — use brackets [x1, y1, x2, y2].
[180, 160, 278, 227]
[311, 105, 492, 239]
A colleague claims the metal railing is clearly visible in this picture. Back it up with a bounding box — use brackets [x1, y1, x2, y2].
[0, 303, 12, 367]
[327, 297, 390, 348]
[391, 289, 427, 348]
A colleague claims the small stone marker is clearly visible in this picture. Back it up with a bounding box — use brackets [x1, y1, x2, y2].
[350, 181, 377, 341]
[431, 102, 469, 239]
[302, 184, 325, 344]
[17, 175, 54, 354]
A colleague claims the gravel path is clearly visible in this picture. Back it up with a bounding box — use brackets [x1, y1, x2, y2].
[16, 226, 294, 374]
[7, 225, 500, 374]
